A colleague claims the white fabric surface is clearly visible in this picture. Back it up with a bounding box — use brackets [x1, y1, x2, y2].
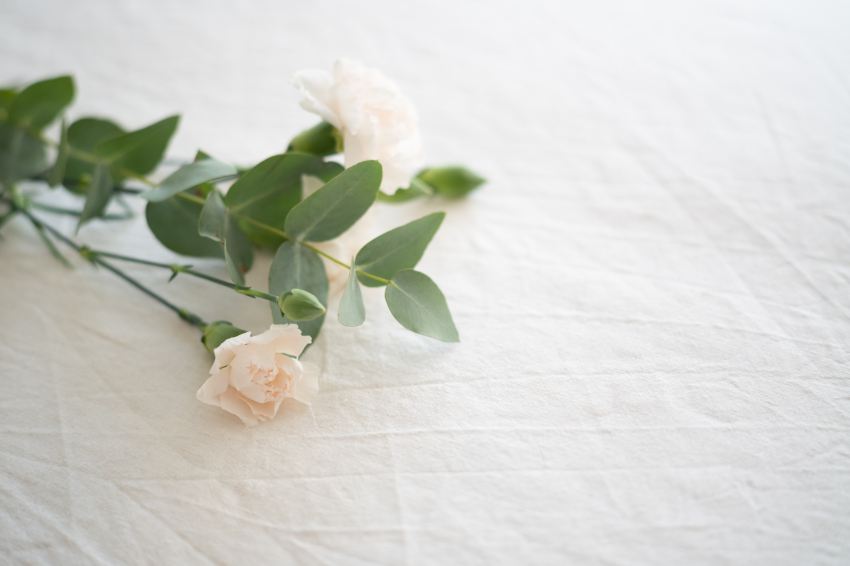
[2, 1, 850, 564]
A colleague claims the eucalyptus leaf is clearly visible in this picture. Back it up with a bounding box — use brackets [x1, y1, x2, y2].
[0, 88, 15, 114]
[94, 115, 179, 179]
[76, 163, 113, 231]
[385, 269, 459, 342]
[63, 117, 124, 191]
[287, 121, 340, 156]
[355, 212, 444, 287]
[48, 119, 69, 187]
[224, 153, 336, 247]
[145, 196, 222, 258]
[338, 265, 366, 327]
[269, 241, 329, 340]
[0, 123, 48, 185]
[417, 166, 485, 199]
[8, 75, 74, 131]
[198, 190, 253, 284]
[223, 226, 253, 284]
[198, 189, 228, 241]
[284, 160, 381, 242]
[143, 158, 237, 202]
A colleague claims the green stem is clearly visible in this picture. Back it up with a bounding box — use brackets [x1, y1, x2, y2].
[31, 201, 133, 221]
[93, 250, 279, 303]
[13, 202, 208, 329]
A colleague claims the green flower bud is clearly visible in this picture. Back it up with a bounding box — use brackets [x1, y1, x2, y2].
[287, 121, 342, 157]
[201, 320, 245, 353]
[416, 166, 485, 199]
[278, 288, 326, 321]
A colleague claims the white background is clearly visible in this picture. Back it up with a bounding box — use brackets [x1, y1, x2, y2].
[2, 0, 850, 564]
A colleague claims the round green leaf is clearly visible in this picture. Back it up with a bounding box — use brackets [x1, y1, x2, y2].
[94, 115, 179, 179]
[143, 158, 237, 202]
[284, 160, 382, 242]
[338, 266, 366, 327]
[145, 197, 223, 258]
[224, 153, 332, 247]
[63, 117, 125, 192]
[8, 75, 74, 131]
[385, 270, 459, 342]
[0, 123, 48, 185]
[355, 212, 444, 287]
[269, 242, 329, 340]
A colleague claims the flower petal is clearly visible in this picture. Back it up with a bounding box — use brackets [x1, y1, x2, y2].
[292, 69, 340, 128]
[218, 388, 260, 427]
[292, 362, 320, 404]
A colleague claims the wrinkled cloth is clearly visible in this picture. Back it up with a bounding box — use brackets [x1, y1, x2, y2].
[1, 1, 849, 564]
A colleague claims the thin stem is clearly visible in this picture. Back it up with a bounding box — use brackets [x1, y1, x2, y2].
[94, 250, 279, 303]
[13, 202, 208, 329]
[31, 201, 133, 221]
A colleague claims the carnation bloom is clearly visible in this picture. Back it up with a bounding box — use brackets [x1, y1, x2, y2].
[293, 59, 424, 193]
[196, 325, 318, 426]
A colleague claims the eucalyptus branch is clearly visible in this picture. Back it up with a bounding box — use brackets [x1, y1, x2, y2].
[10, 200, 208, 329]
[28, 139, 392, 286]
[169, 190, 391, 284]
[91, 249, 279, 303]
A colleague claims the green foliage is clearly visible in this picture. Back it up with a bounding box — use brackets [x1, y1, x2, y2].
[93, 115, 179, 180]
[355, 212, 444, 287]
[0, 88, 15, 113]
[7, 75, 74, 131]
[0, 123, 48, 185]
[288, 121, 341, 156]
[143, 158, 237, 202]
[62, 117, 124, 191]
[269, 242, 329, 340]
[202, 320, 246, 353]
[385, 269, 459, 342]
[224, 153, 338, 247]
[417, 166, 485, 198]
[0, 74, 472, 347]
[0, 77, 73, 186]
[379, 167, 485, 203]
[377, 177, 434, 203]
[198, 190, 253, 284]
[284, 160, 381, 242]
[145, 195, 222, 258]
[47, 119, 69, 187]
[338, 266, 366, 327]
[278, 288, 326, 321]
[76, 164, 113, 231]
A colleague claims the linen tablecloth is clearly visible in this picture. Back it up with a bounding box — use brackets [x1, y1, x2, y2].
[2, 1, 849, 564]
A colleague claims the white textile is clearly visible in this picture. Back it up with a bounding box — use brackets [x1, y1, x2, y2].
[1, 1, 849, 564]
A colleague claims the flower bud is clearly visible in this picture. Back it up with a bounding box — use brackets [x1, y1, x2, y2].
[417, 166, 485, 199]
[202, 320, 246, 353]
[287, 121, 341, 157]
[278, 289, 326, 321]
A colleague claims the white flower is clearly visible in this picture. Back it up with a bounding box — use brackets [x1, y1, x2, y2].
[196, 324, 319, 426]
[293, 59, 424, 193]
